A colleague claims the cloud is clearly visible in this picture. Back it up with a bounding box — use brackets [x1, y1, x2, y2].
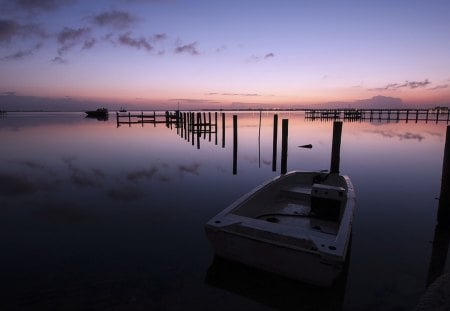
[54, 27, 92, 58]
[206, 92, 261, 97]
[127, 167, 158, 182]
[0, 172, 41, 196]
[175, 41, 199, 55]
[93, 10, 137, 29]
[0, 19, 46, 42]
[1, 42, 42, 60]
[51, 56, 67, 64]
[117, 32, 153, 51]
[82, 38, 96, 50]
[152, 33, 167, 41]
[57, 27, 91, 45]
[246, 52, 275, 62]
[0, 91, 16, 96]
[12, 0, 74, 11]
[429, 84, 449, 90]
[369, 130, 424, 142]
[62, 156, 102, 187]
[177, 163, 200, 175]
[369, 79, 431, 91]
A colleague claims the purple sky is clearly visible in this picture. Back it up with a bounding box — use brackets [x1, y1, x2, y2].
[1, 0, 450, 109]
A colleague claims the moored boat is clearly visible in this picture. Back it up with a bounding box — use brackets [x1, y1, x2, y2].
[205, 170, 356, 286]
[85, 108, 108, 118]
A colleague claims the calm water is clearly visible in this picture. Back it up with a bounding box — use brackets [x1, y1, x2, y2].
[0, 111, 448, 310]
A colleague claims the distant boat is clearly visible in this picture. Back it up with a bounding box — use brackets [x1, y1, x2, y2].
[205, 170, 356, 287]
[119, 108, 127, 113]
[85, 108, 108, 118]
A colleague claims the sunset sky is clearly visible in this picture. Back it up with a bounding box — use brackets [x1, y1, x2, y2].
[1, 0, 450, 109]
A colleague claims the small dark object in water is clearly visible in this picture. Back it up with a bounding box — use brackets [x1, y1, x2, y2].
[298, 144, 313, 149]
[265, 217, 279, 223]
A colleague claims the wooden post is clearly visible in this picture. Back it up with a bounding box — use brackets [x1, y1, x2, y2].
[272, 114, 278, 172]
[281, 119, 289, 174]
[406, 110, 409, 123]
[426, 110, 429, 123]
[437, 126, 450, 224]
[222, 113, 225, 148]
[141, 111, 144, 127]
[208, 112, 212, 142]
[436, 109, 440, 124]
[191, 113, 195, 146]
[330, 121, 343, 174]
[197, 112, 201, 137]
[427, 126, 450, 285]
[415, 110, 419, 123]
[215, 112, 218, 145]
[233, 115, 237, 175]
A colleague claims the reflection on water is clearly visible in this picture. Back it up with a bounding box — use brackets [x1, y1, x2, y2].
[206, 253, 349, 311]
[0, 111, 449, 310]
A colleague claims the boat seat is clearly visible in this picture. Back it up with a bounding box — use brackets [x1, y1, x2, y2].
[280, 186, 311, 200]
[310, 184, 346, 222]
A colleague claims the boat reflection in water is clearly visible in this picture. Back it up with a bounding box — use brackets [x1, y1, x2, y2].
[205, 249, 350, 311]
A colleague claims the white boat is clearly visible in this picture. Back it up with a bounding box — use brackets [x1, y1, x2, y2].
[205, 171, 356, 287]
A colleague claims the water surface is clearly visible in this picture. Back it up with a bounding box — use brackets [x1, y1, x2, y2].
[0, 111, 448, 310]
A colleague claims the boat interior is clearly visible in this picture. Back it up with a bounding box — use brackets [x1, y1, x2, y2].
[232, 172, 348, 236]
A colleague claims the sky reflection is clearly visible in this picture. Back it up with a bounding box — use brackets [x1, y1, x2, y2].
[0, 112, 449, 310]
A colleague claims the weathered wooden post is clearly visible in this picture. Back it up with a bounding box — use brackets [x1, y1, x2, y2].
[214, 112, 218, 145]
[427, 126, 450, 286]
[191, 113, 195, 146]
[272, 114, 278, 172]
[196, 112, 202, 136]
[208, 112, 212, 142]
[222, 113, 225, 148]
[233, 115, 238, 175]
[437, 126, 450, 224]
[330, 121, 343, 174]
[280, 119, 289, 174]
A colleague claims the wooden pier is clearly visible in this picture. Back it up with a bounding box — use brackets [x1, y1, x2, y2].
[305, 108, 449, 123]
[116, 111, 182, 127]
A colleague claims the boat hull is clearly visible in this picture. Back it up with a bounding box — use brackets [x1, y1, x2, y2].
[205, 227, 343, 287]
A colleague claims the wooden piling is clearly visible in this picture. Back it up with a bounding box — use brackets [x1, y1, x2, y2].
[215, 112, 218, 145]
[222, 113, 225, 148]
[272, 114, 278, 172]
[233, 115, 237, 175]
[437, 126, 450, 224]
[281, 119, 289, 174]
[191, 113, 195, 146]
[427, 126, 450, 285]
[330, 121, 343, 174]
